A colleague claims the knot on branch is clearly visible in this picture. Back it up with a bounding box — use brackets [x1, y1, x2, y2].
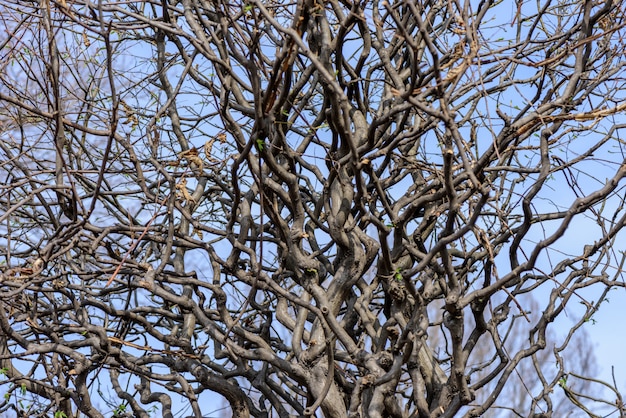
[376, 351, 393, 371]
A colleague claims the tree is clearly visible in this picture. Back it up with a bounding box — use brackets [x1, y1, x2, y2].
[1, 0, 626, 417]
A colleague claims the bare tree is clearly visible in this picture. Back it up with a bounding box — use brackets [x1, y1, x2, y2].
[450, 297, 601, 417]
[1, 0, 626, 417]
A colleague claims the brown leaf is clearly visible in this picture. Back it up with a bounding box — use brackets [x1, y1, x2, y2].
[82, 31, 91, 47]
[176, 177, 195, 204]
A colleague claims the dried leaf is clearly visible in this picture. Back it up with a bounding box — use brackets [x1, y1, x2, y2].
[150, 126, 160, 149]
[120, 100, 134, 116]
[82, 31, 91, 47]
[179, 148, 204, 171]
[204, 136, 226, 163]
[120, 100, 138, 128]
[443, 65, 464, 82]
[204, 139, 215, 160]
[179, 147, 199, 157]
[187, 155, 204, 171]
[176, 177, 195, 204]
